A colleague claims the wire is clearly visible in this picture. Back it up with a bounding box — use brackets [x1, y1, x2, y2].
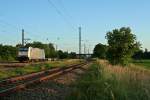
[58, 0, 73, 21]
[0, 19, 20, 31]
[47, 0, 76, 31]
[0, 17, 46, 42]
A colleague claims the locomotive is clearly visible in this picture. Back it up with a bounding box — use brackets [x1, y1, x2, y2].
[17, 47, 45, 62]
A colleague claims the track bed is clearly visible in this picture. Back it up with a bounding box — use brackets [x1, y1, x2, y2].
[0, 62, 88, 96]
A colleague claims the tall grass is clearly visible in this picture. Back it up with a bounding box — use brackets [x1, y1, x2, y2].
[66, 60, 150, 100]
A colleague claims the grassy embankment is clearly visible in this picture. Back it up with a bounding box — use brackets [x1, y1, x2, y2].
[67, 60, 150, 100]
[0, 59, 82, 80]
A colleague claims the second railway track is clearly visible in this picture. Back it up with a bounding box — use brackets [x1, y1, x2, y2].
[0, 62, 88, 96]
[0, 61, 49, 67]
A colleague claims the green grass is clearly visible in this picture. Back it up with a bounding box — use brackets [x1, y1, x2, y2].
[0, 64, 51, 79]
[0, 59, 82, 80]
[66, 61, 150, 100]
[133, 60, 150, 69]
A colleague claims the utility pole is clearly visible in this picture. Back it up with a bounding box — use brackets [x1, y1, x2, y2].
[22, 29, 24, 47]
[84, 43, 86, 54]
[79, 27, 81, 58]
[21, 29, 30, 47]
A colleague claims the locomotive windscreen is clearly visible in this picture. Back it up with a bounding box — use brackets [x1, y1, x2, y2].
[19, 48, 28, 51]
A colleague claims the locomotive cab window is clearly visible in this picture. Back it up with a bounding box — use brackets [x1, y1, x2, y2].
[19, 48, 28, 51]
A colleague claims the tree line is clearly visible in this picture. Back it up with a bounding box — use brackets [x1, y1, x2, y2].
[1, 27, 148, 65]
[132, 49, 150, 60]
[0, 44, 17, 61]
[0, 41, 77, 61]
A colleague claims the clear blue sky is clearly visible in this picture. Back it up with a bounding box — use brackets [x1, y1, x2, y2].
[0, 0, 150, 53]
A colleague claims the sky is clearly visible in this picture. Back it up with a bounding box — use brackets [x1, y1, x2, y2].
[0, 0, 150, 53]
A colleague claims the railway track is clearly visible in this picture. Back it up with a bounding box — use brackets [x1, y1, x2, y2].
[0, 62, 88, 96]
[0, 61, 49, 67]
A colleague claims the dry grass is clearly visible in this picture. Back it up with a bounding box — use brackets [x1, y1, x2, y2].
[100, 59, 148, 74]
[99, 60, 150, 99]
[67, 60, 150, 100]
[99, 60, 150, 82]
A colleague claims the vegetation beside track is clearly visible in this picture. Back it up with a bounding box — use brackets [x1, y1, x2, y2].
[0, 59, 82, 80]
[66, 60, 150, 100]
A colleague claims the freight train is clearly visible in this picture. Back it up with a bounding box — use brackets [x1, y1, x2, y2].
[17, 47, 45, 62]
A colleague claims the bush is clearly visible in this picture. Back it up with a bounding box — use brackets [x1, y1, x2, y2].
[106, 27, 140, 65]
[93, 43, 107, 59]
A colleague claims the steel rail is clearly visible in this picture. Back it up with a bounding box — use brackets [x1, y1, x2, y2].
[0, 62, 88, 96]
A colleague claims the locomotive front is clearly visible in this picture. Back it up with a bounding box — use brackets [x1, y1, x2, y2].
[17, 47, 29, 62]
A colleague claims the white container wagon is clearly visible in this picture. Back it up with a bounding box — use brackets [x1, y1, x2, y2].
[18, 47, 45, 62]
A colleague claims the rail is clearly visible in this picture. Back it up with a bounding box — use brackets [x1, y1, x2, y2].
[0, 62, 88, 96]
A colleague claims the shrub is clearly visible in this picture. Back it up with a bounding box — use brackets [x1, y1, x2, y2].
[106, 27, 140, 65]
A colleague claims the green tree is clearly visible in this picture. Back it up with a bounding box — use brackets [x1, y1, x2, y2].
[69, 52, 77, 59]
[57, 50, 68, 59]
[25, 41, 45, 49]
[106, 27, 140, 65]
[0, 44, 17, 61]
[93, 43, 107, 59]
[132, 50, 143, 60]
[46, 43, 57, 58]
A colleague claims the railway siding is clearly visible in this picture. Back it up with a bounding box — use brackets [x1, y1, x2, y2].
[1, 62, 91, 100]
[0, 62, 89, 97]
[0, 59, 82, 79]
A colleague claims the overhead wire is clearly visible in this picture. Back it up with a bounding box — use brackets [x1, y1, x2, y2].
[0, 18, 43, 44]
[58, 0, 74, 22]
[47, 0, 76, 31]
[0, 1, 78, 47]
[0, 19, 20, 31]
